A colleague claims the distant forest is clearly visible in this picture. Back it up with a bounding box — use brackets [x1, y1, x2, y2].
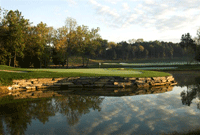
[0, 8, 200, 68]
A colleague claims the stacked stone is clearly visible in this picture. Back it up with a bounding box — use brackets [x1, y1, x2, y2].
[6, 76, 178, 99]
[8, 76, 177, 92]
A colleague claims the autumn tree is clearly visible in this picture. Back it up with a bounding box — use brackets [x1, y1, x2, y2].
[52, 26, 68, 66]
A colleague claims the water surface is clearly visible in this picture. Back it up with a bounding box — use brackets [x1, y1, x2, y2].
[0, 71, 200, 135]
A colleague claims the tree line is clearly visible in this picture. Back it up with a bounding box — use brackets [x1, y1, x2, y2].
[0, 8, 200, 68]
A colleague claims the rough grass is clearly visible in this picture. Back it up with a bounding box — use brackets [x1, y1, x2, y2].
[0, 65, 171, 86]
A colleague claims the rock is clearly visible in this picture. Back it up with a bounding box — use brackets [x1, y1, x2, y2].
[136, 78, 146, 81]
[53, 83, 62, 86]
[36, 86, 49, 90]
[136, 83, 149, 88]
[167, 78, 175, 82]
[152, 82, 166, 86]
[161, 79, 167, 83]
[26, 86, 36, 90]
[94, 82, 109, 84]
[11, 92, 21, 96]
[67, 77, 80, 81]
[94, 84, 105, 87]
[80, 80, 92, 85]
[61, 82, 74, 85]
[114, 90, 118, 93]
[123, 82, 133, 87]
[26, 89, 36, 93]
[170, 82, 178, 86]
[11, 84, 20, 89]
[98, 79, 110, 82]
[135, 80, 145, 83]
[128, 77, 136, 80]
[13, 79, 26, 84]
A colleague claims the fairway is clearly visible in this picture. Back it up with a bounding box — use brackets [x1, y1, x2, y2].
[29, 68, 142, 75]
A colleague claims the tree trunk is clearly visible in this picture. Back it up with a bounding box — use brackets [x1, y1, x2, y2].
[40, 61, 42, 68]
[66, 57, 69, 68]
[9, 58, 11, 66]
[14, 51, 16, 67]
[86, 58, 89, 67]
[82, 56, 85, 67]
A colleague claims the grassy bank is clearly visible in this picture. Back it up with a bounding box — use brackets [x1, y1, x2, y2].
[0, 65, 171, 86]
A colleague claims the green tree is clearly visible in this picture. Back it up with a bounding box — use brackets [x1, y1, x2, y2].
[65, 17, 77, 68]
[3, 10, 29, 67]
[75, 25, 100, 67]
[53, 26, 68, 67]
[180, 33, 197, 64]
[0, 8, 9, 64]
[194, 28, 200, 62]
[21, 22, 50, 68]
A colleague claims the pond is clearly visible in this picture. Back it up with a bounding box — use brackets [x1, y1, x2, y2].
[0, 71, 200, 135]
[131, 67, 178, 70]
[103, 62, 200, 66]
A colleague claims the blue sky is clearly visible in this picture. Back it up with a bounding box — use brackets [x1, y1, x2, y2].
[1, 0, 200, 43]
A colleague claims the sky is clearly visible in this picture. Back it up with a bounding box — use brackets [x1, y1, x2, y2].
[1, 0, 200, 43]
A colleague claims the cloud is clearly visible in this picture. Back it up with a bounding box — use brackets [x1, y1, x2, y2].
[89, 0, 200, 32]
[65, 0, 77, 5]
[104, 0, 122, 4]
[97, 122, 123, 135]
[145, 0, 154, 5]
[122, 3, 130, 11]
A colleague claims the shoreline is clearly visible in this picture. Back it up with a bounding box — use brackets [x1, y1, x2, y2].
[0, 76, 177, 97]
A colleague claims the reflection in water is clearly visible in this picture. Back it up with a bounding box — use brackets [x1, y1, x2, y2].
[1, 71, 200, 134]
[55, 95, 104, 126]
[0, 98, 57, 135]
[180, 85, 200, 109]
[167, 71, 200, 110]
[0, 95, 104, 135]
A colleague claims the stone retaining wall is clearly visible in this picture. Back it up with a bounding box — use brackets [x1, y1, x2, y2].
[3, 76, 177, 99]
[8, 76, 177, 91]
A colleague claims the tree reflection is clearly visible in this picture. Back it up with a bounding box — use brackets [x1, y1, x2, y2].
[0, 98, 57, 135]
[55, 95, 104, 126]
[180, 86, 197, 106]
[0, 94, 104, 134]
[180, 75, 200, 109]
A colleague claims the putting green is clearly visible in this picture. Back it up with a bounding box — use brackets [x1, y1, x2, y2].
[29, 68, 142, 75]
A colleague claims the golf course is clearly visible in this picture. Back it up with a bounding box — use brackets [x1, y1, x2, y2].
[0, 65, 172, 86]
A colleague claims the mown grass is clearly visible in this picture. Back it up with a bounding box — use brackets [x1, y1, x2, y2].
[0, 65, 171, 86]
